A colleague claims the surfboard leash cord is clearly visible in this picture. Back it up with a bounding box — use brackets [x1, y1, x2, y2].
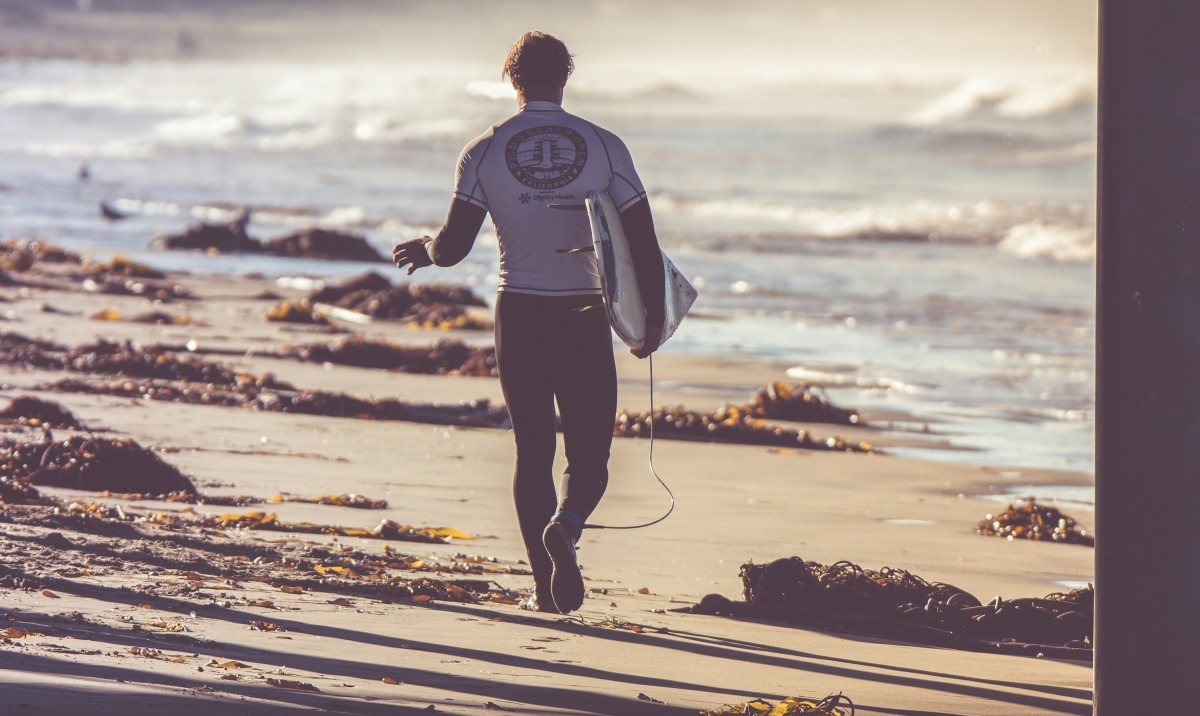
[583, 353, 676, 531]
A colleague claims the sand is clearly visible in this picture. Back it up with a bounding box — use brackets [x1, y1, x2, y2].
[0, 265, 1094, 715]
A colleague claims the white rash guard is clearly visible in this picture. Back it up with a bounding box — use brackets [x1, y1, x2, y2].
[453, 100, 648, 297]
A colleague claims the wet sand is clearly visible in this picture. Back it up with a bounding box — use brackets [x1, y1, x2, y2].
[0, 265, 1094, 715]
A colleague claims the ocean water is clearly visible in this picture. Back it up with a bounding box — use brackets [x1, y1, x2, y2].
[0, 10, 1097, 475]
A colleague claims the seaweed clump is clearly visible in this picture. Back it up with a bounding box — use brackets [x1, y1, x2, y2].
[0, 238, 82, 271]
[0, 333, 290, 390]
[1, 435, 198, 495]
[263, 299, 331, 325]
[273, 335, 497, 376]
[3, 330, 506, 428]
[749, 382, 861, 425]
[615, 382, 869, 452]
[83, 255, 165, 279]
[0, 396, 86, 429]
[703, 694, 855, 716]
[978, 498, 1094, 547]
[697, 556, 1094, 654]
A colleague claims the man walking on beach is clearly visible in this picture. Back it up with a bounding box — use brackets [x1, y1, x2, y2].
[392, 31, 666, 613]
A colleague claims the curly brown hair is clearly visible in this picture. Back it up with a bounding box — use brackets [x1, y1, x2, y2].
[502, 31, 574, 90]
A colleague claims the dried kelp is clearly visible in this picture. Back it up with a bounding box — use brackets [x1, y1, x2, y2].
[263, 299, 331, 324]
[703, 694, 855, 716]
[81, 275, 194, 302]
[83, 255, 165, 280]
[45, 501, 476, 546]
[272, 335, 497, 376]
[0, 331, 67, 355]
[97, 490, 388, 510]
[1, 435, 198, 494]
[0, 475, 52, 505]
[3, 502, 502, 606]
[40, 377, 512, 429]
[0, 396, 86, 428]
[690, 556, 1093, 655]
[203, 512, 473, 543]
[978, 498, 1094, 547]
[0, 238, 82, 271]
[89, 309, 196, 325]
[614, 404, 871, 452]
[615, 381, 868, 451]
[0, 333, 290, 390]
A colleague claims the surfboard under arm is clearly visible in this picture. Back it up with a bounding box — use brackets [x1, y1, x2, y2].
[585, 191, 697, 351]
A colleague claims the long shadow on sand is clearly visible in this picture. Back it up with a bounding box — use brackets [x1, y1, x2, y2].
[3, 580, 718, 716]
[4, 572, 1091, 716]
[433, 601, 1093, 715]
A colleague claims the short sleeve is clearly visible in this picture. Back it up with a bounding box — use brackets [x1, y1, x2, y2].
[453, 133, 492, 211]
[604, 134, 648, 212]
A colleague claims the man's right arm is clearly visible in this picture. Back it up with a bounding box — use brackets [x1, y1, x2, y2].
[426, 199, 487, 267]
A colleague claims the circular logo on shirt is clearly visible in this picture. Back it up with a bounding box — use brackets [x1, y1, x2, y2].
[505, 125, 588, 190]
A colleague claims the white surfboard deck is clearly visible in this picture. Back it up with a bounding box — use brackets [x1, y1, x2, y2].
[586, 190, 697, 351]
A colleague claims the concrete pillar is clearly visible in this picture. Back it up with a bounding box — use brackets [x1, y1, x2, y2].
[1096, 1, 1200, 712]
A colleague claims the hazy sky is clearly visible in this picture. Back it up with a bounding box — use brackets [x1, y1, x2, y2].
[245, 0, 1097, 80]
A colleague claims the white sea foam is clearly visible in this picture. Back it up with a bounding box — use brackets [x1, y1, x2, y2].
[110, 198, 184, 216]
[320, 206, 369, 228]
[785, 366, 921, 394]
[909, 75, 1095, 127]
[653, 195, 933, 238]
[24, 139, 154, 159]
[998, 221, 1095, 262]
[653, 193, 1041, 244]
[154, 113, 247, 143]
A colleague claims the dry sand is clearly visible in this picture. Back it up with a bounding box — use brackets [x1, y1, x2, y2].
[0, 265, 1094, 714]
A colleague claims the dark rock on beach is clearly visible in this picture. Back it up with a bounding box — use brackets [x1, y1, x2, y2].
[152, 214, 387, 263]
[302, 271, 490, 328]
[150, 211, 258, 253]
[261, 228, 387, 263]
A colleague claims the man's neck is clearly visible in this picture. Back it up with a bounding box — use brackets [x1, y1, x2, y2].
[517, 85, 564, 106]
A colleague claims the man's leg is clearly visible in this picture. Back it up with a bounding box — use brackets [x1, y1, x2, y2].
[495, 292, 558, 606]
[543, 297, 617, 612]
[554, 299, 618, 523]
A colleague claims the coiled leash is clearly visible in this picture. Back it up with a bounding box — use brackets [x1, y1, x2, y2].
[552, 200, 678, 532]
[583, 352, 676, 531]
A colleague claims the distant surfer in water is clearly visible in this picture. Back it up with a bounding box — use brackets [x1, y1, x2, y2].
[392, 31, 666, 613]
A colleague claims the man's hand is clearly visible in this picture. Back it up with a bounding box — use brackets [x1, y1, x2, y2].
[631, 322, 664, 359]
[392, 237, 433, 275]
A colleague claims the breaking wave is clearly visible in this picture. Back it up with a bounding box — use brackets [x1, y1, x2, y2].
[997, 221, 1095, 262]
[908, 75, 1095, 127]
[652, 193, 1093, 256]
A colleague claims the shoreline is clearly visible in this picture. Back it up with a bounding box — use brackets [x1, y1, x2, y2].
[1, 256, 1094, 714]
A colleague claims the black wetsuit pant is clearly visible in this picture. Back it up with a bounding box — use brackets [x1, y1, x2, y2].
[494, 291, 617, 591]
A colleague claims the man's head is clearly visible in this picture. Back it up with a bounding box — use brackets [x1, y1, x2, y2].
[502, 31, 574, 97]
